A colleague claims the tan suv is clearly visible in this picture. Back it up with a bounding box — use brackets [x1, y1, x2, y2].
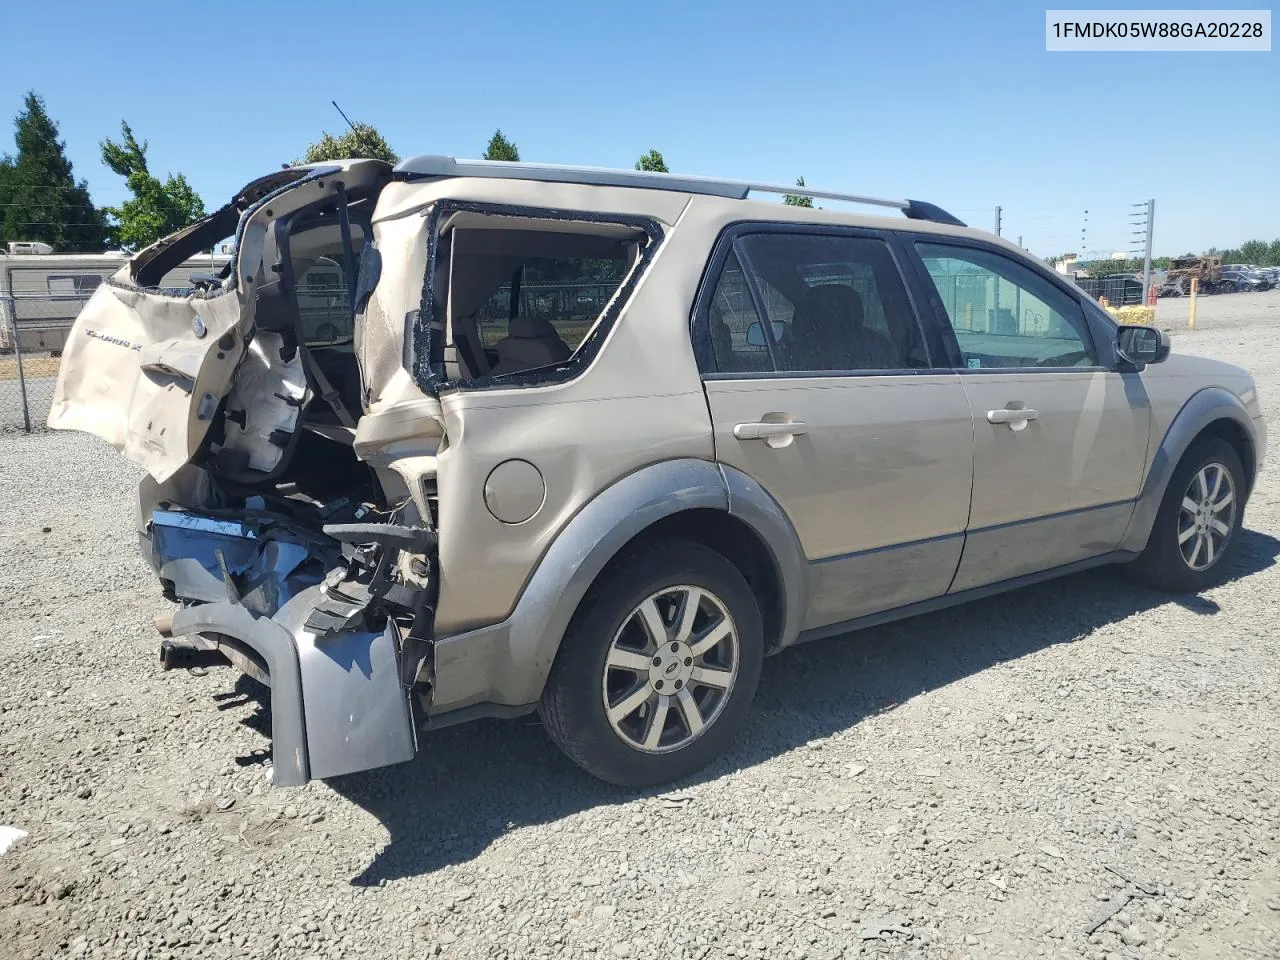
[49, 157, 1265, 787]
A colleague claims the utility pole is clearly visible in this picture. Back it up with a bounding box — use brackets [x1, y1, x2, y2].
[994, 206, 1002, 236]
[1130, 199, 1156, 304]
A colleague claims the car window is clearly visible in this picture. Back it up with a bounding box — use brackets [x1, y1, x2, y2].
[47, 274, 103, 297]
[707, 251, 772, 373]
[707, 232, 928, 373]
[916, 242, 1098, 369]
[296, 257, 352, 345]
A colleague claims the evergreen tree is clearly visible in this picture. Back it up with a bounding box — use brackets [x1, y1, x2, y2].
[484, 129, 520, 162]
[0, 92, 107, 251]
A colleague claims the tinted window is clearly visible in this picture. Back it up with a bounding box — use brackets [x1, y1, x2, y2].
[707, 251, 770, 373]
[706, 233, 928, 373]
[916, 242, 1097, 369]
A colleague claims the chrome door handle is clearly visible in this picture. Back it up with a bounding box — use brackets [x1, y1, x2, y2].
[987, 407, 1039, 424]
[733, 420, 808, 441]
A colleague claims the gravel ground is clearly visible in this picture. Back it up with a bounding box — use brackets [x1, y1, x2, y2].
[0, 374, 55, 435]
[2, 291, 1279, 960]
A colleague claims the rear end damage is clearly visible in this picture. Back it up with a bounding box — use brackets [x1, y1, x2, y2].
[48, 159, 437, 785]
[142, 496, 434, 785]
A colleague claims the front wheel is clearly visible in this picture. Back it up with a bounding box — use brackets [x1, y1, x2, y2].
[1131, 437, 1245, 593]
[539, 539, 764, 786]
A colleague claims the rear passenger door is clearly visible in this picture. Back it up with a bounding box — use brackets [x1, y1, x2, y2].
[695, 225, 974, 631]
[908, 239, 1150, 591]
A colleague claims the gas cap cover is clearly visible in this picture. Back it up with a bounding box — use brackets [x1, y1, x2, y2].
[483, 459, 546, 524]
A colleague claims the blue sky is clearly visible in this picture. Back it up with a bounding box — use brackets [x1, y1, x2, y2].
[2, 0, 1276, 257]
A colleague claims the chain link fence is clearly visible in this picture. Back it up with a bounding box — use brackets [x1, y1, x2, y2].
[1, 293, 75, 434]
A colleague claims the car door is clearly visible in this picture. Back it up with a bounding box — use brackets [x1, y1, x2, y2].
[695, 225, 974, 631]
[908, 238, 1151, 592]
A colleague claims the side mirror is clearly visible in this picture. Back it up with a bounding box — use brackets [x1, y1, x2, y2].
[1116, 325, 1170, 367]
[745, 320, 786, 348]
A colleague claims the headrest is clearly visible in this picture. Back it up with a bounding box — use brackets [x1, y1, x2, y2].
[806, 284, 864, 326]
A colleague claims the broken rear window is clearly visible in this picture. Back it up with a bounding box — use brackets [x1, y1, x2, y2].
[420, 206, 659, 386]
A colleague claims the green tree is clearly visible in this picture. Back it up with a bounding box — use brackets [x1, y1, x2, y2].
[635, 149, 668, 173]
[484, 129, 520, 162]
[1238, 239, 1271, 265]
[99, 122, 205, 251]
[302, 123, 398, 164]
[783, 176, 814, 208]
[0, 92, 106, 251]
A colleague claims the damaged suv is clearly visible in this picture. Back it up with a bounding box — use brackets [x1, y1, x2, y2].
[50, 157, 1265, 787]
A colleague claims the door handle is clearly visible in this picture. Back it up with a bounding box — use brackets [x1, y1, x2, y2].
[733, 420, 808, 441]
[987, 407, 1039, 424]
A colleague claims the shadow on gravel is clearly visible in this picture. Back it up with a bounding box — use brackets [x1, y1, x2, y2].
[244, 530, 1280, 886]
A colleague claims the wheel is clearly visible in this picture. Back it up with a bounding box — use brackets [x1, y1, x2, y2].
[539, 539, 764, 786]
[1130, 438, 1245, 592]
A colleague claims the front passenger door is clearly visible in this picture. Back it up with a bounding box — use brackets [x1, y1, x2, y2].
[912, 241, 1151, 591]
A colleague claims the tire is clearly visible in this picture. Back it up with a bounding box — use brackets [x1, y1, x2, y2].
[1130, 437, 1246, 593]
[539, 539, 764, 787]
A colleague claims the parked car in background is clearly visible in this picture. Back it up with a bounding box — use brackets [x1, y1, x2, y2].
[1222, 265, 1276, 291]
[1221, 270, 1271, 293]
[46, 157, 1268, 789]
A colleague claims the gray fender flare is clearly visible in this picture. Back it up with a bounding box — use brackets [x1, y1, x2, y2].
[1119, 386, 1258, 553]
[719, 462, 809, 651]
[429, 457, 808, 715]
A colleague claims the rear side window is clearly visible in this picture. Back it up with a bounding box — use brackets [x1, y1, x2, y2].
[705, 232, 928, 374]
[434, 217, 651, 381]
[916, 242, 1097, 369]
[475, 256, 631, 352]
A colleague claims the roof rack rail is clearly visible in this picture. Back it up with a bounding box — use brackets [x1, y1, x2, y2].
[394, 155, 967, 227]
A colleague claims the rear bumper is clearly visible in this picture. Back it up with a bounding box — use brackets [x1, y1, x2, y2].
[160, 586, 416, 787]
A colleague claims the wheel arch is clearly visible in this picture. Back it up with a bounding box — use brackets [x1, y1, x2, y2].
[427, 458, 807, 717]
[1120, 388, 1259, 554]
[1197, 417, 1256, 492]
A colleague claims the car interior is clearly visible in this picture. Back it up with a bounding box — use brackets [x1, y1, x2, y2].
[436, 216, 646, 381]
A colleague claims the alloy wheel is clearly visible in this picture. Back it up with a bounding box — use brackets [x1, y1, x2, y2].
[1177, 462, 1237, 571]
[601, 585, 739, 754]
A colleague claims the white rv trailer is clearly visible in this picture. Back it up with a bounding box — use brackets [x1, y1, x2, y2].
[0, 245, 230, 354]
[1, 243, 353, 354]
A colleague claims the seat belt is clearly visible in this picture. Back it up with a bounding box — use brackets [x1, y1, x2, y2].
[299, 347, 357, 429]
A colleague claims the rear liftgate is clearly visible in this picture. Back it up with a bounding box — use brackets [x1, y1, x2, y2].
[54, 159, 428, 786]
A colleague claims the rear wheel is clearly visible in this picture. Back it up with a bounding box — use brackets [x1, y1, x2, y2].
[1131, 437, 1245, 593]
[539, 539, 764, 786]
